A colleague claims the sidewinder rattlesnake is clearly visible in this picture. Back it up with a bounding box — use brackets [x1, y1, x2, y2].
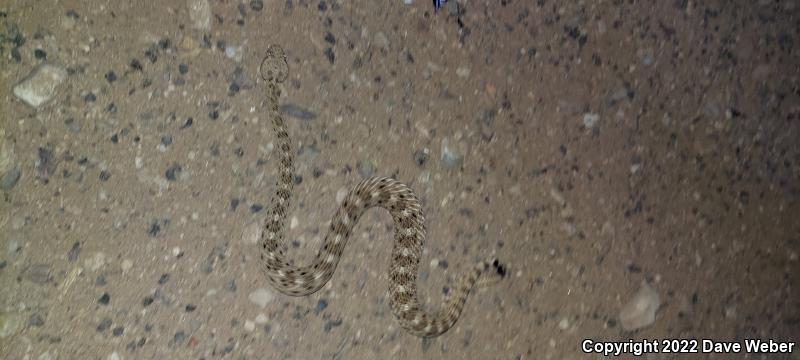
[257, 45, 506, 338]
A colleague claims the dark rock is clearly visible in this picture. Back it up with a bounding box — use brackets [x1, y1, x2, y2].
[23, 264, 52, 284]
[112, 326, 124, 336]
[29, 313, 45, 327]
[97, 318, 112, 331]
[0, 167, 21, 190]
[279, 104, 317, 120]
[165, 164, 182, 181]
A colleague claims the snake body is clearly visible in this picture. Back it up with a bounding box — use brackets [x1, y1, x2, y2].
[257, 45, 505, 338]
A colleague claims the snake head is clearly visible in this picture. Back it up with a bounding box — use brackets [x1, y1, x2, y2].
[260, 45, 289, 83]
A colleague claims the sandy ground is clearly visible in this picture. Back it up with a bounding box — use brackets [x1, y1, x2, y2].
[1, 0, 798, 359]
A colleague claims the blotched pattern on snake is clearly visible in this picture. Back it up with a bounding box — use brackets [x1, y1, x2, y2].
[257, 45, 505, 338]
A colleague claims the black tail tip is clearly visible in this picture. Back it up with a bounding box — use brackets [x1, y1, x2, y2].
[492, 259, 507, 277]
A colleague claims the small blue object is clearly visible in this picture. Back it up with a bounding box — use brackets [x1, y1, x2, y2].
[433, 0, 447, 11]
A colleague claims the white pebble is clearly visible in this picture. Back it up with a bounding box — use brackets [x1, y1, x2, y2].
[225, 46, 237, 58]
[724, 305, 737, 319]
[244, 320, 255, 332]
[619, 282, 660, 331]
[549, 188, 566, 206]
[7, 240, 20, 255]
[241, 222, 261, 244]
[336, 187, 348, 203]
[290, 216, 298, 229]
[582, 113, 600, 128]
[86, 252, 107, 271]
[255, 313, 269, 324]
[248, 288, 275, 308]
[120, 259, 133, 272]
[188, 0, 211, 30]
[13, 64, 67, 107]
[0, 312, 21, 338]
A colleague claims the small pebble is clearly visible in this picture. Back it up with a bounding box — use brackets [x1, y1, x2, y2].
[619, 282, 660, 331]
[67, 242, 82, 262]
[374, 32, 389, 49]
[0, 312, 22, 338]
[280, 104, 317, 120]
[189, 0, 212, 30]
[324, 319, 343, 332]
[324, 47, 335, 64]
[244, 320, 255, 332]
[165, 164, 182, 181]
[121, 259, 133, 272]
[255, 313, 269, 324]
[28, 313, 45, 327]
[335, 187, 348, 203]
[24, 264, 52, 284]
[357, 160, 375, 178]
[225, 46, 239, 60]
[0, 167, 21, 190]
[440, 138, 462, 168]
[248, 288, 275, 308]
[324, 31, 336, 45]
[13, 64, 67, 107]
[161, 135, 173, 146]
[250, 0, 263, 11]
[724, 305, 737, 319]
[112, 326, 124, 336]
[97, 318, 112, 332]
[316, 299, 329, 314]
[413, 148, 429, 167]
[241, 222, 261, 244]
[583, 113, 600, 128]
[173, 331, 187, 344]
